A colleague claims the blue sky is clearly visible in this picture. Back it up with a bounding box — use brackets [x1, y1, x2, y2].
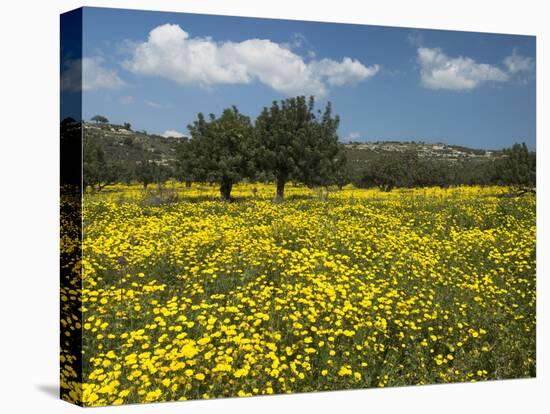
[62, 7, 536, 149]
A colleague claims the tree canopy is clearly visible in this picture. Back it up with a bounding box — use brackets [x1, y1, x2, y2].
[253, 96, 344, 200]
[354, 143, 535, 194]
[91, 115, 109, 124]
[83, 137, 119, 191]
[495, 143, 536, 193]
[180, 106, 254, 200]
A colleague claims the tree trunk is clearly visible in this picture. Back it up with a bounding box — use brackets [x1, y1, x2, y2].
[220, 180, 232, 201]
[185, 180, 192, 188]
[275, 176, 286, 201]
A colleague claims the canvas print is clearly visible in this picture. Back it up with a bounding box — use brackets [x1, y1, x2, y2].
[60, 7, 536, 407]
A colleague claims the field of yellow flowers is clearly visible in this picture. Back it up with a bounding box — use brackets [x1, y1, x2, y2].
[63, 183, 536, 406]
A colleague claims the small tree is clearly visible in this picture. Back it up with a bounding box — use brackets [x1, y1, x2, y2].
[91, 115, 109, 124]
[496, 142, 536, 194]
[135, 160, 156, 190]
[175, 137, 194, 187]
[254, 96, 316, 201]
[83, 138, 119, 191]
[358, 151, 418, 191]
[298, 101, 346, 192]
[332, 151, 350, 190]
[182, 107, 253, 200]
[123, 122, 131, 130]
[255, 96, 347, 200]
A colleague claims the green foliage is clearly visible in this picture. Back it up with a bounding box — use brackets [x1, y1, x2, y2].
[83, 137, 119, 191]
[495, 143, 536, 193]
[182, 106, 254, 200]
[254, 96, 314, 200]
[300, 101, 347, 189]
[91, 114, 109, 124]
[174, 137, 193, 184]
[358, 151, 420, 191]
[355, 143, 535, 192]
[254, 96, 345, 200]
[135, 160, 171, 190]
[82, 109, 535, 199]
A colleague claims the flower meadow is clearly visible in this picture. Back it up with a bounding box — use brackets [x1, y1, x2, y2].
[61, 183, 536, 406]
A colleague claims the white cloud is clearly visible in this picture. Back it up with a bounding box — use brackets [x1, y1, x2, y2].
[417, 47, 509, 91]
[123, 23, 379, 97]
[62, 57, 125, 92]
[161, 130, 187, 138]
[503, 49, 534, 74]
[309, 58, 379, 86]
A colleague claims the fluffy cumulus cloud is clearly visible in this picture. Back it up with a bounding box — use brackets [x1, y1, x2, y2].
[161, 130, 187, 138]
[62, 57, 125, 92]
[123, 24, 379, 96]
[417, 47, 509, 91]
[309, 58, 379, 86]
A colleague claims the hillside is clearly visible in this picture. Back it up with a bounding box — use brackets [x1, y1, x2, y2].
[83, 122, 179, 166]
[84, 122, 504, 168]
